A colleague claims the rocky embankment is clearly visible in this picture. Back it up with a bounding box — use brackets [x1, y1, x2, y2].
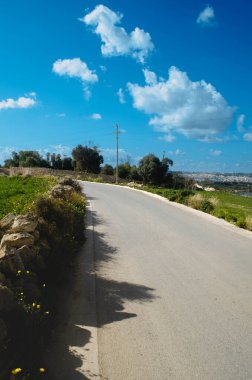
[0, 179, 86, 379]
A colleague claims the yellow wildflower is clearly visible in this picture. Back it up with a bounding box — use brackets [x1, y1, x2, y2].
[39, 368, 45, 373]
[26, 270, 30, 274]
[36, 304, 40, 309]
[11, 368, 22, 374]
[32, 302, 36, 307]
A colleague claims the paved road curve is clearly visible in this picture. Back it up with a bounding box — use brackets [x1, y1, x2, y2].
[82, 182, 252, 380]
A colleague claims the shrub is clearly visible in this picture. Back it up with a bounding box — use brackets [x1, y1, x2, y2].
[236, 219, 247, 229]
[246, 216, 252, 231]
[101, 164, 114, 176]
[200, 200, 214, 213]
[59, 177, 82, 193]
[188, 193, 215, 213]
[188, 194, 204, 209]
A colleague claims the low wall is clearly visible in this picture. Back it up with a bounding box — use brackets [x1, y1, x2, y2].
[8, 167, 127, 183]
[0, 168, 9, 175]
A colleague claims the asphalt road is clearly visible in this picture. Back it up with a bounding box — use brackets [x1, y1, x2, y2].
[82, 182, 252, 380]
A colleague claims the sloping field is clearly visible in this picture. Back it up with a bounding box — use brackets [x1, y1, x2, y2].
[0, 176, 56, 218]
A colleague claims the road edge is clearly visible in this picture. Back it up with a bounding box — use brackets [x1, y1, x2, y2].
[76, 199, 100, 378]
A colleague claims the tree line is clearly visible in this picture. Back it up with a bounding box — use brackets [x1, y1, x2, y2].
[3, 145, 191, 187]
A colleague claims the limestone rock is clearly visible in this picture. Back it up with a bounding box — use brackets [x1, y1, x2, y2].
[0, 213, 16, 231]
[12, 214, 38, 233]
[50, 184, 74, 199]
[0, 233, 34, 250]
[17, 245, 38, 264]
[0, 285, 14, 312]
[0, 251, 25, 274]
[0, 246, 16, 260]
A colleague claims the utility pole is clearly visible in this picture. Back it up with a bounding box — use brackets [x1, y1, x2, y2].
[115, 124, 121, 184]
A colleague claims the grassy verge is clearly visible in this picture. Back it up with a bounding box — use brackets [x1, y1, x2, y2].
[0, 176, 57, 219]
[129, 185, 252, 231]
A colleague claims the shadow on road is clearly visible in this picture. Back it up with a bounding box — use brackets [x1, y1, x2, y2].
[45, 207, 156, 380]
[91, 209, 156, 326]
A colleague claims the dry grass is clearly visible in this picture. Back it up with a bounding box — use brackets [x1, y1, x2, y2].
[188, 193, 204, 209]
[246, 216, 252, 231]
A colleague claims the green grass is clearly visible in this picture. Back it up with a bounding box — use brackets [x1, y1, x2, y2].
[202, 191, 252, 227]
[129, 185, 252, 231]
[0, 176, 57, 219]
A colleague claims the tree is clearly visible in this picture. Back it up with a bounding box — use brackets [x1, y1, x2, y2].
[62, 157, 74, 170]
[101, 164, 114, 175]
[138, 154, 173, 185]
[4, 151, 49, 168]
[72, 145, 103, 173]
[118, 162, 131, 179]
[129, 165, 142, 181]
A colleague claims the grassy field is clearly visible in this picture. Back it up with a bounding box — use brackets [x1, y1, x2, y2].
[0, 176, 56, 219]
[131, 185, 252, 231]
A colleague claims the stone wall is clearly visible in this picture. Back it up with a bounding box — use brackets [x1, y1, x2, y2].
[8, 166, 125, 183]
[0, 168, 9, 175]
[0, 181, 86, 378]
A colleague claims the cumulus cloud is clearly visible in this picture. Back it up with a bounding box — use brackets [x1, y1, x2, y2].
[237, 114, 245, 132]
[209, 149, 222, 156]
[197, 5, 215, 26]
[52, 58, 98, 99]
[243, 133, 252, 142]
[91, 113, 102, 120]
[56, 113, 66, 118]
[0, 94, 37, 110]
[128, 66, 234, 140]
[117, 88, 126, 104]
[81, 5, 154, 63]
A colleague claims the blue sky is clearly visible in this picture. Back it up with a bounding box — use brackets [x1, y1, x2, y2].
[0, 0, 251, 172]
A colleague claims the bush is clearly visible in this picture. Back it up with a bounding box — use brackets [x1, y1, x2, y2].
[101, 164, 114, 176]
[188, 193, 215, 213]
[246, 216, 252, 231]
[200, 200, 214, 213]
[188, 193, 204, 209]
[59, 177, 82, 193]
[33, 193, 85, 259]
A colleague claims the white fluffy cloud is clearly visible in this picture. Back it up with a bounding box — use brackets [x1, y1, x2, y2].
[243, 133, 252, 142]
[91, 113, 102, 120]
[53, 58, 98, 98]
[237, 114, 245, 132]
[128, 67, 234, 140]
[0, 94, 36, 110]
[197, 5, 215, 26]
[117, 88, 126, 104]
[210, 149, 222, 156]
[81, 5, 154, 63]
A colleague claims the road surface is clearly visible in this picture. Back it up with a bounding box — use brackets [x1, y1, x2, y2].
[82, 182, 252, 380]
